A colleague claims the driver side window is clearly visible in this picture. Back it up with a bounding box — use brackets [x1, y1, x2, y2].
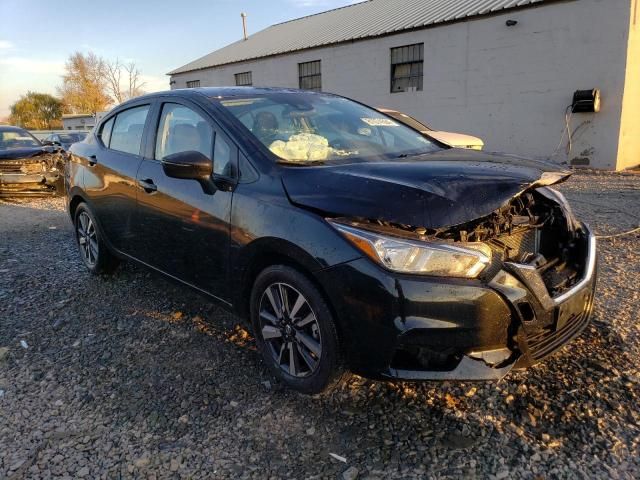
[155, 103, 213, 161]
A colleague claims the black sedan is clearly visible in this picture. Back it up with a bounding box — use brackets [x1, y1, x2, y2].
[66, 88, 597, 393]
[0, 125, 66, 196]
[44, 132, 88, 151]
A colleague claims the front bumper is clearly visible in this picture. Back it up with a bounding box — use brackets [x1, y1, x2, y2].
[0, 172, 61, 196]
[317, 225, 597, 381]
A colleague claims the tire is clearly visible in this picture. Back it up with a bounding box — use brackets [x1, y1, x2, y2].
[74, 203, 119, 275]
[250, 265, 343, 394]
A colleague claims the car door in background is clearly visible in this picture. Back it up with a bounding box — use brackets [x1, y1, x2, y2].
[134, 101, 235, 302]
[83, 104, 150, 254]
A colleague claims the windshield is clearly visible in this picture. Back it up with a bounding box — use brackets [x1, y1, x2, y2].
[220, 93, 442, 164]
[0, 129, 41, 150]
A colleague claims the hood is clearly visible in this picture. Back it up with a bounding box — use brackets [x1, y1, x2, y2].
[0, 146, 51, 161]
[280, 149, 571, 229]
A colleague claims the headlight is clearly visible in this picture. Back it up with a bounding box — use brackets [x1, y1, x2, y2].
[330, 221, 491, 278]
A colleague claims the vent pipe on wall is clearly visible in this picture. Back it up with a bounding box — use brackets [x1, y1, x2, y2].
[241, 12, 248, 41]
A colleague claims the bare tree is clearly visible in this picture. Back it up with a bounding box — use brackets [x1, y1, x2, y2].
[105, 59, 146, 105]
[105, 60, 124, 104]
[124, 61, 146, 99]
[58, 52, 148, 114]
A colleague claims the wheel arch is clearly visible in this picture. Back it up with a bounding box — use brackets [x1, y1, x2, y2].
[235, 238, 343, 340]
[66, 191, 120, 259]
[67, 187, 90, 221]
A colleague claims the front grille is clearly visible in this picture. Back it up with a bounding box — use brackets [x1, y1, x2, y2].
[526, 310, 591, 362]
[0, 161, 43, 174]
[0, 162, 24, 174]
[518, 287, 594, 365]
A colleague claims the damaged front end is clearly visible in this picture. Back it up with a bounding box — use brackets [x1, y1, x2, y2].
[325, 186, 596, 381]
[281, 151, 596, 381]
[0, 149, 66, 196]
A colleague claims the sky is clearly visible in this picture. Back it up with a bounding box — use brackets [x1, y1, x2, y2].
[0, 0, 359, 118]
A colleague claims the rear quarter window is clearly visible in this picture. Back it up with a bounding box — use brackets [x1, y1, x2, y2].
[97, 117, 114, 147]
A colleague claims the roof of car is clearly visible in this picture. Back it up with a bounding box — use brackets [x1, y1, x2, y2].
[114, 87, 329, 109]
[0, 125, 27, 132]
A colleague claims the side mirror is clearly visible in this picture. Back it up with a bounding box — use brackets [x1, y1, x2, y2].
[41, 140, 56, 146]
[162, 150, 212, 180]
[162, 150, 215, 194]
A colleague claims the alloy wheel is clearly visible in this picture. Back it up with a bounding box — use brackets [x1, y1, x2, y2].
[258, 282, 322, 378]
[77, 211, 98, 267]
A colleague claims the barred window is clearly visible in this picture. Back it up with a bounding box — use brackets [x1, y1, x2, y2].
[186, 80, 201, 88]
[235, 72, 253, 86]
[390, 44, 423, 93]
[298, 60, 321, 92]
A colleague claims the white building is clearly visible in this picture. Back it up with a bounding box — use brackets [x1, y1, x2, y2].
[169, 0, 640, 170]
[61, 114, 95, 131]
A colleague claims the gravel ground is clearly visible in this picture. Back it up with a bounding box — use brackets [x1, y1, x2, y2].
[1, 171, 639, 479]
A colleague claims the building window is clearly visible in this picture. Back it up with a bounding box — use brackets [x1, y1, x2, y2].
[390, 43, 423, 93]
[298, 60, 321, 91]
[235, 72, 253, 86]
[186, 80, 201, 88]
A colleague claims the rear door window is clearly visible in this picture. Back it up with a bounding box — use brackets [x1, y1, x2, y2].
[110, 106, 150, 155]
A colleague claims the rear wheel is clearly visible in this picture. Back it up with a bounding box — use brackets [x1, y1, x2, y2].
[251, 265, 343, 394]
[74, 203, 119, 274]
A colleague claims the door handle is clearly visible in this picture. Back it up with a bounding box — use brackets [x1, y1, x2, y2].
[138, 178, 157, 193]
[88, 155, 97, 166]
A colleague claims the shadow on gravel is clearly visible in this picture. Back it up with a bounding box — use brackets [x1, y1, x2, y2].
[2, 188, 639, 478]
[63, 264, 636, 474]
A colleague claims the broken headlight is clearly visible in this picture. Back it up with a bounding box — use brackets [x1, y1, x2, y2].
[329, 221, 491, 278]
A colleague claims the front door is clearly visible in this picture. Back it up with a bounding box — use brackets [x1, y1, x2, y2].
[134, 101, 235, 302]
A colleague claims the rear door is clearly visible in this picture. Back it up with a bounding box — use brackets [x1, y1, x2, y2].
[84, 103, 151, 254]
[134, 100, 235, 301]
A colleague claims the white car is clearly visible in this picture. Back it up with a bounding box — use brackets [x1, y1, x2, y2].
[378, 108, 484, 151]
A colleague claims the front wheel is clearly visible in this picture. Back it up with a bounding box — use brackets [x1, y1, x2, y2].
[250, 266, 343, 394]
[74, 203, 119, 275]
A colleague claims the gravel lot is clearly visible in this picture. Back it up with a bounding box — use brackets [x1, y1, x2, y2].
[1, 171, 639, 479]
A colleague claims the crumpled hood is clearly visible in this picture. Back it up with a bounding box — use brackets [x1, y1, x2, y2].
[280, 149, 572, 229]
[0, 146, 53, 161]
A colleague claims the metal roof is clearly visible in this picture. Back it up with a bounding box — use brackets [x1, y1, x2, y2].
[169, 0, 557, 75]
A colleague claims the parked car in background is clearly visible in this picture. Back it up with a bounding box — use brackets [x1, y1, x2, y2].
[44, 132, 88, 151]
[0, 125, 65, 196]
[377, 108, 484, 150]
[67, 88, 596, 393]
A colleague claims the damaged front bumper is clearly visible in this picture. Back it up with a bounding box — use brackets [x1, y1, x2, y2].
[317, 225, 597, 382]
[0, 172, 61, 195]
[0, 169, 62, 196]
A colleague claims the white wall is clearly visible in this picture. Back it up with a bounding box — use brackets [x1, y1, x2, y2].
[617, 0, 640, 170]
[171, 0, 634, 170]
[62, 117, 95, 131]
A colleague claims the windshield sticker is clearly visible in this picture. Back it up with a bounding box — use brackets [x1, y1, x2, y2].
[361, 118, 399, 127]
